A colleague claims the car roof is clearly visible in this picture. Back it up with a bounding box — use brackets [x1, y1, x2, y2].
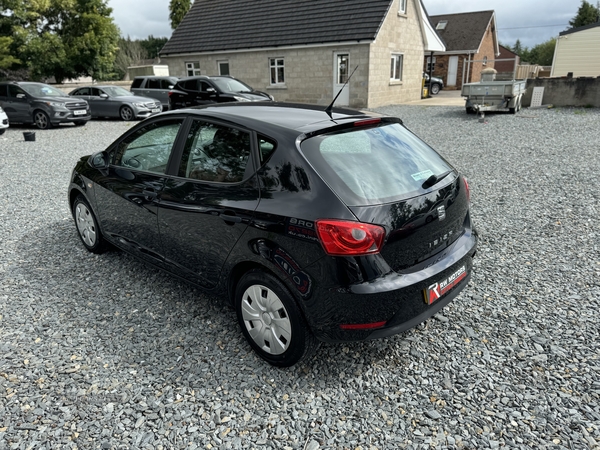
[166, 102, 375, 133]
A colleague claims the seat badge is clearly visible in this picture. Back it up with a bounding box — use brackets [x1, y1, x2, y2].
[437, 205, 446, 221]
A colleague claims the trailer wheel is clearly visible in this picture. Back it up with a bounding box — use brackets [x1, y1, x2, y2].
[466, 107, 476, 115]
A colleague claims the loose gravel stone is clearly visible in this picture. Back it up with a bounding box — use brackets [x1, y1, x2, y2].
[1, 106, 599, 449]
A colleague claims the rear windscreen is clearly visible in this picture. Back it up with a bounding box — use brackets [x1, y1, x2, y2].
[300, 123, 453, 206]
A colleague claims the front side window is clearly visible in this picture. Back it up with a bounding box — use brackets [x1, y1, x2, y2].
[301, 122, 452, 205]
[73, 88, 90, 96]
[20, 83, 66, 97]
[113, 119, 183, 174]
[391, 54, 404, 81]
[269, 58, 285, 85]
[186, 61, 201, 76]
[179, 120, 252, 183]
[9, 85, 28, 98]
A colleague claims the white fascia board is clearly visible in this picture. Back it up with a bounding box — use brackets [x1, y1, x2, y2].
[417, 0, 445, 52]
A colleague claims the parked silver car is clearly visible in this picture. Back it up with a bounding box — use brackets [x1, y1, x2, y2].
[69, 85, 162, 121]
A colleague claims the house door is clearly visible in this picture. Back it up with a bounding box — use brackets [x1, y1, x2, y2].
[333, 53, 350, 106]
[447, 56, 459, 87]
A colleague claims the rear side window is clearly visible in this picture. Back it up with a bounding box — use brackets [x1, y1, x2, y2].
[301, 123, 452, 206]
[131, 78, 143, 89]
[147, 78, 160, 89]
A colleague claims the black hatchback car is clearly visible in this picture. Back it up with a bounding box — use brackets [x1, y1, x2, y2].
[168, 75, 273, 110]
[68, 103, 477, 366]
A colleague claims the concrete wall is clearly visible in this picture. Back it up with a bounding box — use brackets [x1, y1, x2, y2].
[367, 0, 426, 107]
[522, 77, 600, 107]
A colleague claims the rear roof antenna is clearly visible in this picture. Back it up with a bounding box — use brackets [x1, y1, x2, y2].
[325, 65, 359, 119]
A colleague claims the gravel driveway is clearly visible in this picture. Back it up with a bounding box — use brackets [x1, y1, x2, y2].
[1, 107, 599, 450]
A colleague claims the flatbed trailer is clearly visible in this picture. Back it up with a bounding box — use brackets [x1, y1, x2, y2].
[462, 80, 527, 114]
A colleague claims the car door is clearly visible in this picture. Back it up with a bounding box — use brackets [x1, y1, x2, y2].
[5, 85, 31, 122]
[157, 119, 260, 288]
[91, 88, 114, 117]
[94, 117, 186, 265]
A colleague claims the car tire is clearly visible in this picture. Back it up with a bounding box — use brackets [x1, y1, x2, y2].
[33, 110, 52, 129]
[430, 83, 441, 95]
[72, 195, 106, 254]
[466, 107, 476, 114]
[0, 129, 5, 135]
[235, 269, 318, 367]
[120, 106, 134, 121]
[74, 120, 87, 126]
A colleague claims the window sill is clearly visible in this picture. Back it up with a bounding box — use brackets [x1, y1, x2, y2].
[267, 85, 287, 90]
[389, 80, 403, 86]
[397, 12, 407, 18]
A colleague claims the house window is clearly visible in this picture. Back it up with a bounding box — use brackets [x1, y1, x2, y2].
[426, 56, 436, 72]
[218, 60, 230, 76]
[185, 62, 201, 76]
[391, 54, 403, 81]
[483, 56, 488, 66]
[270, 58, 285, 85]
[436, 20, 447, 30]
[399, 0, 407, 14]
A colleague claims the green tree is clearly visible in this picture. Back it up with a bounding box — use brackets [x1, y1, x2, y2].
[568, 0, 600, 28]
[1, 0, 119, 82]
[0, 36, 20, 69]
[113, 36, 147, 79]
[169, 0, 191, 30]
[526, 38, 557, 66]
[140, 35, 169, 59]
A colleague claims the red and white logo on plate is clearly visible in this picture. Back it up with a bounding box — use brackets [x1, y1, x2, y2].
[424, 265, 467, 305]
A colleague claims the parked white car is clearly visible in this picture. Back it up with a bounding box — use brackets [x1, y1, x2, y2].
[0, 105, 9, 135]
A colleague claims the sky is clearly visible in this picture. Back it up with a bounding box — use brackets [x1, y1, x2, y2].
[107, 0, 585, 49]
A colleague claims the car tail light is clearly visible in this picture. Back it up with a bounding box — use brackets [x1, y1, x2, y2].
[315, 220, 385, 256]
[463, 177, 471, 203]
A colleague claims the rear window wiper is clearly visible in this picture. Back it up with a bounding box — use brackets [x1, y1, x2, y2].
[421, 170, 453, 189]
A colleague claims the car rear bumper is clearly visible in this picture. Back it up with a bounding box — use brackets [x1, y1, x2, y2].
[302, 230, 477, 343]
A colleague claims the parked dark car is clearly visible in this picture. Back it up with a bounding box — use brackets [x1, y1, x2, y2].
[130, 76, 178, 110]
[0, 81, 90, 129]
[168, 75, 273, 110]
[423, 73, 444, 95]
[69, 85, 162, 121]
[68, 103, 477, 366]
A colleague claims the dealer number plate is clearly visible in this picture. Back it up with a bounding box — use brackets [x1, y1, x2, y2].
[151, 108, 160, 113]
[424, 265, 467, 305]
[73, 110, 87, 116]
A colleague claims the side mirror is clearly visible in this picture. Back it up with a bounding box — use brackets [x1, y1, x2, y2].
[16, 93, 26, 99]
[168, 85, 174, 89]
[88, 151, 109, 170]
[99, 93, 109, 99]
[206, 87, 216, 94]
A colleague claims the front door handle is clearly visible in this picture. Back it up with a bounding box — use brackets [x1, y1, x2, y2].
[142, 188, 158, 201]
[220, 213, 242, 224]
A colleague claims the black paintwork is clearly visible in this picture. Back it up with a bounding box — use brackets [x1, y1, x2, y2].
[169, 76, 272, 110]
[69, 103, 477, 343]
